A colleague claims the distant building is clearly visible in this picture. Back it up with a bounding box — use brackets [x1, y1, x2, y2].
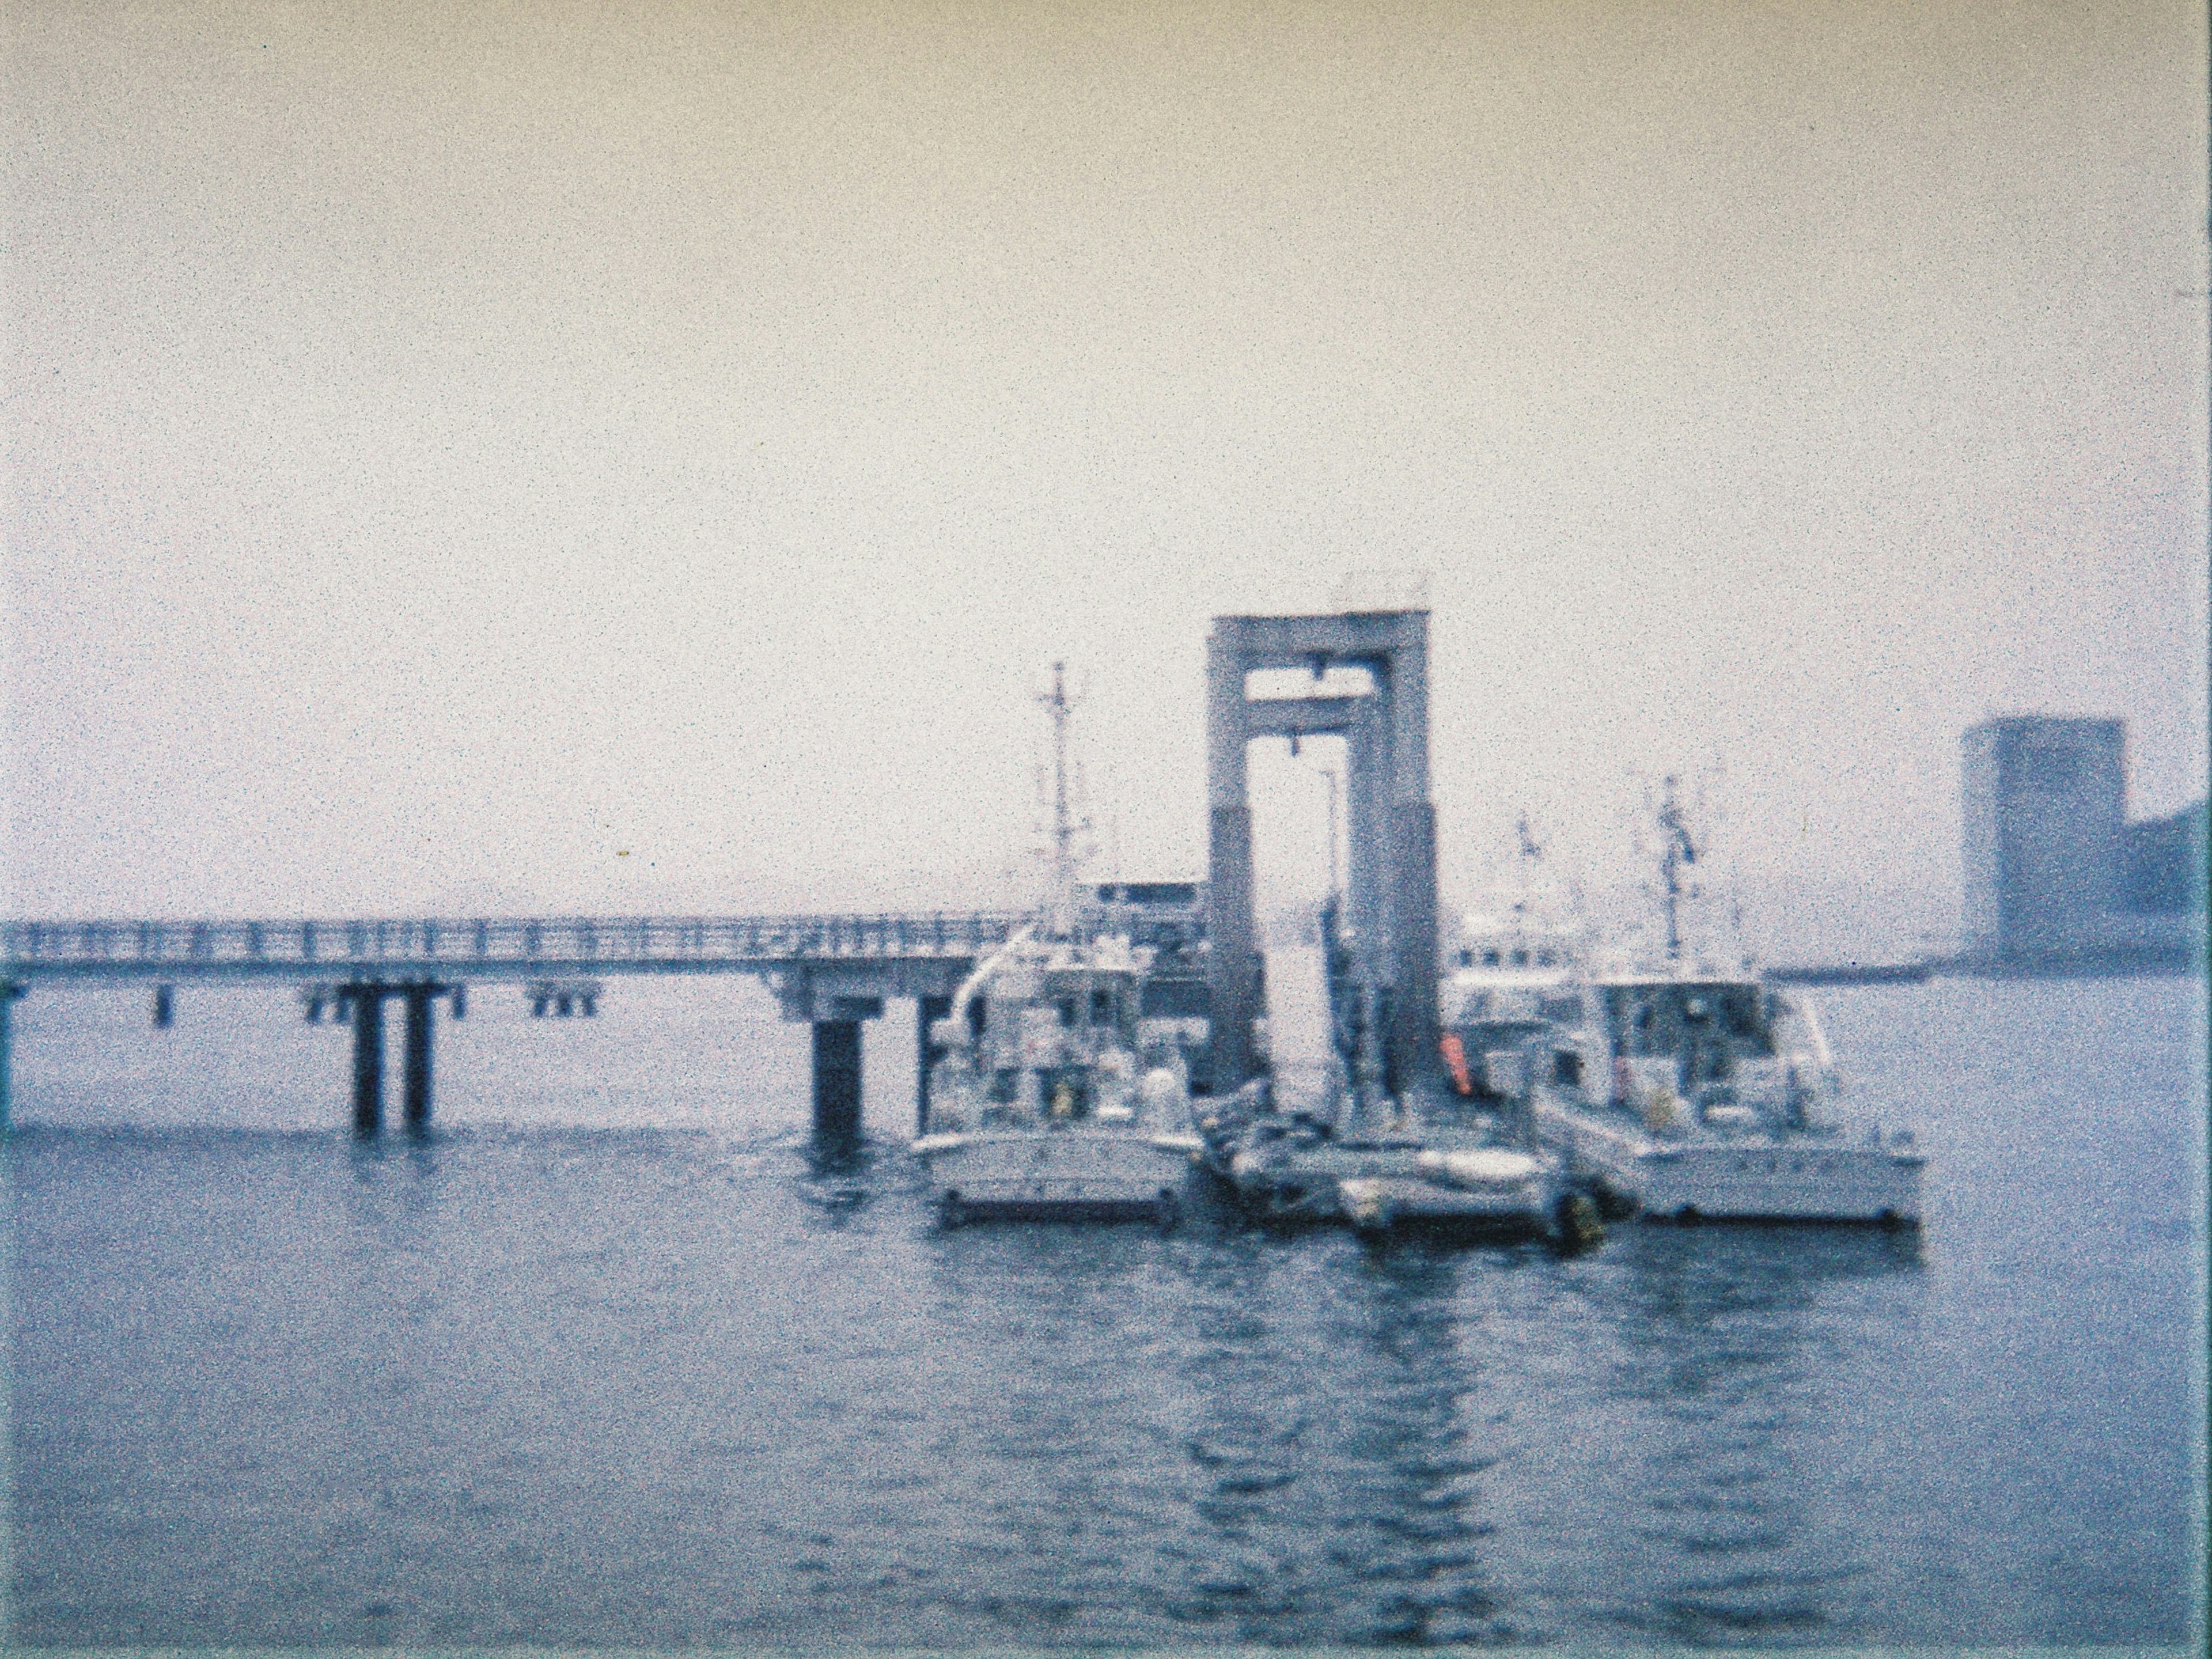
[2123, 804, 2209, 916]
[1961, 716, 2205, 967]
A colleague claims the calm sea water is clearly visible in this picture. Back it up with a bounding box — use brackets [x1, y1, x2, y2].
[5, 973, 2205, 1648]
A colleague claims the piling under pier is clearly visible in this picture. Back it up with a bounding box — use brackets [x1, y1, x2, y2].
[350, 986, 385, 1135]
[0, 983, 19, 1131]
[812, 1018, 864, 1157]
[915, 993, 952, 1135]
[402, 985, 437, 1132]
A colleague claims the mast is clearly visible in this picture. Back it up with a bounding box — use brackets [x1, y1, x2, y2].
[1655, 774, 1698, 964]
[1038, 662, 1082, 938]
[1513, 811, 1543, 920]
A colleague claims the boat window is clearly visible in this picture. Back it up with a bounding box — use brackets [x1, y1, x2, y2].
[1552, 1051, 1582, 1088]
[1482, 949, 1502, 967]
[1511, 949, 1529, 967]
[1724, 990, 1763, 1038]
[1459, 949, 1474, 967]
[1057, 997, 1077, 1028]
[1090, 988, 1113, 1025]
[1537, 950, 1555, 967]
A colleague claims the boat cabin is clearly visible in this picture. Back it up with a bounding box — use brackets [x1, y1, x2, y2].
[934, 945, 1180, 1128]
[1600, 978, 1770, 1086]
[1586, 974, 1830, 1129]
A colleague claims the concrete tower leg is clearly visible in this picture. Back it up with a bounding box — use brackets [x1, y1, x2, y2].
[1347, 689, 1392, 994]
[1205, 627, 1259, 1095]
[402, 986, 436, 1132]
[812, 1019, 864, 1156]
[1388, 800, 1441, 1096]
[1207, 804, 1259, 1094]
[351, 987, 385, 1137]
[915, 994, 952, 1136]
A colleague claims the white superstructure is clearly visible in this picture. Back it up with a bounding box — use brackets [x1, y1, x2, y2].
[1440, 818, 1593, 1101]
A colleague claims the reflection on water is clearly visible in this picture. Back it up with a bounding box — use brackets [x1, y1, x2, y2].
[1589, 1229, 1924, 1645]
[1317, 1249, 1513, 1645]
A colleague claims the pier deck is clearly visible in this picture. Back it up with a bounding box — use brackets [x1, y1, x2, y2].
[1, 913, 1029, 982]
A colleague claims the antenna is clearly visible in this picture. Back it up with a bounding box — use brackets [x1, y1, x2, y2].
[1100, 748, 1123, 887]
[1655, 773, 1699, 963]
[1035, 662, 1091, 938]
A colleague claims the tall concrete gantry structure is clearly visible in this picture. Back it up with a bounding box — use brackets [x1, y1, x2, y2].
[1205, 604, 1437, 1097]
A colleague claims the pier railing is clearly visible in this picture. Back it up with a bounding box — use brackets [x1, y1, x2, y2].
[0, 913, 1041, 980]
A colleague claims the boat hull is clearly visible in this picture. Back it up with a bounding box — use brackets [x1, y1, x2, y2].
[1536, 1099, 1925, 1224]
[1337, 1175, 1555, 1238]
[1218, 1136, 1567, 1239]
[915, 1130, 1199, 1223]
[1217, 1140, 1426, 1225]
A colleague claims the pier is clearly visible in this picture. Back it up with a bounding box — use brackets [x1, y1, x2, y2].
[0, 912, 1074, 1154]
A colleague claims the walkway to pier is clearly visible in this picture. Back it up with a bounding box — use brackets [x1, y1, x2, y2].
[0, 914, 1027, 980]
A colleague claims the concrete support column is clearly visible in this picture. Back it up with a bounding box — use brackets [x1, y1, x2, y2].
[1388, 801, 1441, 1096]
[915, 994, 952, 1135]
[1347, 689, 1391, 993]
[1205, 624, 1259, 1096]
[1207, 804, 1260, 1094]
[153, 984, 174, 1029]
[0, 984, 18, 1134]
[402, 986, 436, 1133]
[351, 986, 385, 1137]
[812, 1018, 864, 1156]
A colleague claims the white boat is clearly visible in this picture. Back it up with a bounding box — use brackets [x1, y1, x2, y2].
[1439, 816, 1593, 1102]
[911, 665, 1203, 1228]
[913, 925, 1203, 1226]
[1516, 780, 1926, 1226]
[1531, 971, 1925, 1225]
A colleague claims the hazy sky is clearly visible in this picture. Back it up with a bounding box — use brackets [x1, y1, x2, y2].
[6, 1, 2206, 956]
